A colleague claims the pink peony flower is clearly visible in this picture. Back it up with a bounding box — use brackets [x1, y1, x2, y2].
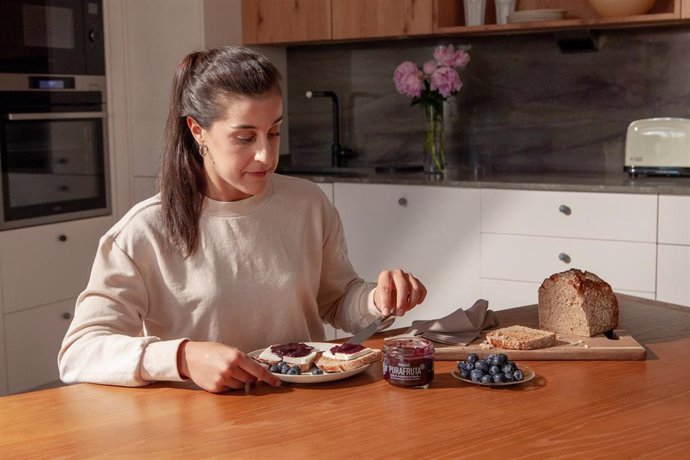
[429, 66, 462, 98]
[433, 44, 470, 69]
[422, 60, 438, 76]
[393, 61, 424, 98]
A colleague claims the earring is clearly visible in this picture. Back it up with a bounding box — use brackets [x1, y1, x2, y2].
[199, 141, 216, 165]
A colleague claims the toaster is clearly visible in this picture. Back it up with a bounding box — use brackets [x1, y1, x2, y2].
[625, 118, 690, 176]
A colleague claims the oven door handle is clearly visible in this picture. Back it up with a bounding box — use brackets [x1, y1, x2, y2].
[6, 112, 106, 121]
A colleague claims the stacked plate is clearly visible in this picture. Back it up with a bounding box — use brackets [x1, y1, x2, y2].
[507, 9, 567, 23]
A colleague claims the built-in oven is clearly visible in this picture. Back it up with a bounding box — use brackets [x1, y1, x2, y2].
[0, 0, 104, 75]
[0, 74, 109, 230]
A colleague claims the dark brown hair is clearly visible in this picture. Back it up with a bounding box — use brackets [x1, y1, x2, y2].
[158, 46, 281, 257]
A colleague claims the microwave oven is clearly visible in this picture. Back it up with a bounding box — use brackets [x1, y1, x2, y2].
[0, 0, 104, 75]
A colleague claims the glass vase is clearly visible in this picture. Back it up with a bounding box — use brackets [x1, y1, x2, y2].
[423, 103, 445, 176]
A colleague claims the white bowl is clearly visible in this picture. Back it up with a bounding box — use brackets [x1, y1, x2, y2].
[588, 0, 655, 17]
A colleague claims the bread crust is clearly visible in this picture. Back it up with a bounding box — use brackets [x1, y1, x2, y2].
[485, 325, 556, 350]
[314, 349, 383, 373]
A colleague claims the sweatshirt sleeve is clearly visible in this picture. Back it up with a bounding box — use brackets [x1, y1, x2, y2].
[58, 234, 186, 386]
[316, 205, 394, 334]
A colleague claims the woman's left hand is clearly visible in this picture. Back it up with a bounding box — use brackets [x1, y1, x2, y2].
[373, 269, 427, 317]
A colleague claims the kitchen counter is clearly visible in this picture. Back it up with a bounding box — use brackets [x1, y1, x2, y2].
[1, 294, 688, 458]
[278, 167, 690, 195]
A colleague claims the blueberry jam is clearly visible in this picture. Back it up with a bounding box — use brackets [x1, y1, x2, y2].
[383, 337, 434, 388]
[270, 342, 314, 358]
[330, 343, 365, 355]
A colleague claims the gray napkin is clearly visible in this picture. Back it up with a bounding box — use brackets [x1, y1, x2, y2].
[405, 299, 499, 346]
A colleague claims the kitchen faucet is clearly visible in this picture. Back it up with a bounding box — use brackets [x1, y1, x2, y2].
[305, 90, 352, 167]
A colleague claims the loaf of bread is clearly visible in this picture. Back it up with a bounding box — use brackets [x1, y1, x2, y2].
[314, 349, 383, 373]
[485, 325, 556, 350]
[538, 268, 619, 337]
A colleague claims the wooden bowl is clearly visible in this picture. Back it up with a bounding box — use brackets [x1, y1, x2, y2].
[588, 0, 655, 17]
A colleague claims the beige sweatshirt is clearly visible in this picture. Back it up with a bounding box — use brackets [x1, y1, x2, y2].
[58, 174, 381, 387]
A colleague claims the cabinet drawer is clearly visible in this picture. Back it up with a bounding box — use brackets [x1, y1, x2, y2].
[658, 195, 690, 245]
[5, 299, 75, 394]
[481, 233, 656, 292]
[481, 189, 657, 242]
[657, 244, 690, 306]
[0, 216, 112, 313]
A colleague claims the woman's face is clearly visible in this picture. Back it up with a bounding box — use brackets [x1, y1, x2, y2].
[188, 92, 283, 202]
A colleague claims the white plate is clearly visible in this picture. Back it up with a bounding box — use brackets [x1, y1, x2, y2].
[451, 364, 535, 387]
[248, 342, 373, 384]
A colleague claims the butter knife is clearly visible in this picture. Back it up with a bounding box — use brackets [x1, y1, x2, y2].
[345, 313, 393, 345]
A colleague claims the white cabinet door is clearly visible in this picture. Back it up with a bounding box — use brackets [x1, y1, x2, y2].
[0, 315, 7, 395]
[481, 189, 657, 242]
[334, 183, 481, 329]
[481, 233, 657, 293]
[657, 244, 690, 306]
[659, 195, 690, 245]
[4, 299, 75, 394]
[0, 216, 111, 313]
[123, 0, 204, 178]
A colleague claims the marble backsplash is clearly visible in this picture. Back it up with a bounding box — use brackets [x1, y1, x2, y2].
[286, 26, 690, 174]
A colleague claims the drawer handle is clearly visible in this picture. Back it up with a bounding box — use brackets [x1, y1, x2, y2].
[398, 197, 408, 206]
[558, 204, 572, 216]
[58, 234, 68, 242]
[62, 312, 72, 320]
[558, 252, 571, 263]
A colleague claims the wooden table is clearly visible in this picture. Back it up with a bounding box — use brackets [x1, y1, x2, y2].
[2, 294, 689, 459]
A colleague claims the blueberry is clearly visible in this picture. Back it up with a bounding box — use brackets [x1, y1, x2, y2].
[504, 372, 515, 382]
[287, 367, 299, 375]
[312, 368, 324, 375]
[465, 361, 475, 371]
[502, 363, 515, 375]
[460, 369, 470, 379]
[475, 361, 490, 373]
[458, 361, 468, 372]
[507, 360, 517, 369]
[290, 365, 302, 375]
[492, 373, 506, 384]
[489, 365, 501, 376]
[492, 354, 508, 366]
[481, 374, 493, 384]
[269, 364, 281, 373]
[467, 353, 479, 364]
[279, 361, 290, 371]
[513, 369, 524, 381]
[486, 354, 496, 363]
[470, 369, 484, 382]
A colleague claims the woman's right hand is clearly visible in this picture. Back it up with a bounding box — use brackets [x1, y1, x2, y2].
[177, 341, 282, 393]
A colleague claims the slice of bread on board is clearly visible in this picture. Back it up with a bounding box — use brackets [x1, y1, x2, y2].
[486, 325, 556, 350]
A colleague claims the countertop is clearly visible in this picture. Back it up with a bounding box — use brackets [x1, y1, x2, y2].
[1, 294, 688, 458]
[277, 166, 690, 195]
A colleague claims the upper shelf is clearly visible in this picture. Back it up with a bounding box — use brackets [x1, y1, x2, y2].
[434, 0, 685, 36]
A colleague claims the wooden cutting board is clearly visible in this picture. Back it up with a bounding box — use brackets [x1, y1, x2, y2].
[432, 303, 646, 361]
[434, 329, 646, 361]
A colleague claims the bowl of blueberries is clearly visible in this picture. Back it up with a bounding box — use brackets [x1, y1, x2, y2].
[452, 353, 535, 387]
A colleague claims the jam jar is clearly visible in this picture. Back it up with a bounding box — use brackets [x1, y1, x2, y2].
[383, 337, 434, 388]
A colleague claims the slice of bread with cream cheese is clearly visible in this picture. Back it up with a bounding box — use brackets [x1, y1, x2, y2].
[314, 343, 383, 373]
[256, 343, 320, 373]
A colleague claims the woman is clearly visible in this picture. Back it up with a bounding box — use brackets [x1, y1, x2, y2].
[58, 46, 427, 393]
